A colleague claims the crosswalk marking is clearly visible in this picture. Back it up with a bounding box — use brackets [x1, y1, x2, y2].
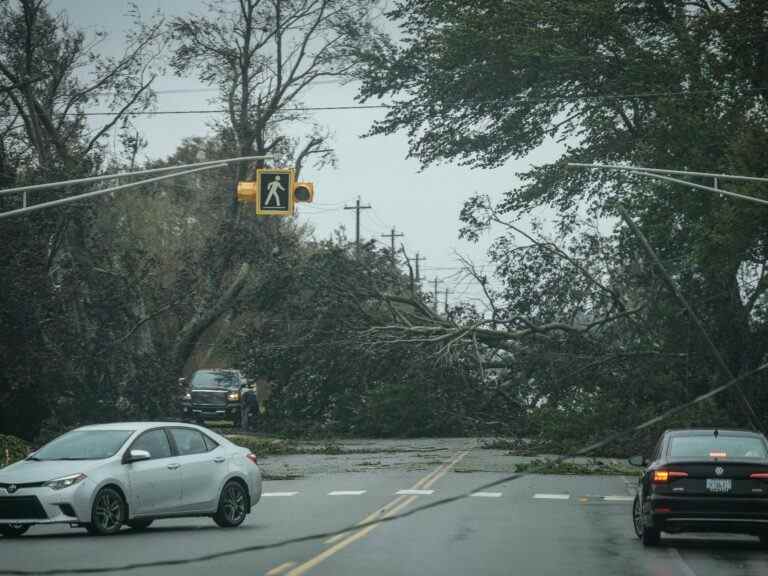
[533, 493, 570, 500]
[263, 492, 299, 497]
[395, 489, 434, 495]
[328, 490, 367, 496]
[470, 492, 502, 498]
[601, 495, 634, 502]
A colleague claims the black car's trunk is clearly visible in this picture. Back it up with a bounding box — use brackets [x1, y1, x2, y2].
[656, 460, 768, 497]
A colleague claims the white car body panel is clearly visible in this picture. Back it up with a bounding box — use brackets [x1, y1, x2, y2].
[0, 422, 261, 527]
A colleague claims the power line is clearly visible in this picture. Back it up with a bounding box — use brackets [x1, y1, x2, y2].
[5, 86, 766, 120]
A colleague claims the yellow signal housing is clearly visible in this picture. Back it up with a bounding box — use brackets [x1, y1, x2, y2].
[236, 180, 258, 203]
[293, 181, 314, 203]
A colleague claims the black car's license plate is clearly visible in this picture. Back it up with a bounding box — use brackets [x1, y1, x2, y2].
[706, 478, 732, 493]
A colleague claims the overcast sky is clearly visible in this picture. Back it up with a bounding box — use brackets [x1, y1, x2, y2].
[51, 0, 565, 308]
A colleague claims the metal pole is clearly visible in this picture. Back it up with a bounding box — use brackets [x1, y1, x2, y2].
[0, 155, 273, 197]
[618, 205, 763, 432]
[569, 163, 768, 207]
[568, 163, 768, 184]
[631, 170, 768, 207]
[0, 164, 227, 220]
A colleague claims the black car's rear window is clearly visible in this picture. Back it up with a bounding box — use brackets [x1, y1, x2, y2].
[191, 371, 239, 389]
[669, 435, 768, 460]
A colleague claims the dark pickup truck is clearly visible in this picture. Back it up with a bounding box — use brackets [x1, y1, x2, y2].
[181, 369, 257, 426]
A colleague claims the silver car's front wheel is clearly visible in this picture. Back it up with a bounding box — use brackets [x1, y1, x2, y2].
[87, 487, 125, 536]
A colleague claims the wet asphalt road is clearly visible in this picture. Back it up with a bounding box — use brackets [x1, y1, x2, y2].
[2, 440, 768, 576]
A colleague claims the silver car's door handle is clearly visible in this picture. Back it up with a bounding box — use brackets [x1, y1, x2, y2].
[167, 463, 181, 470]
[213, 457, 226, 463]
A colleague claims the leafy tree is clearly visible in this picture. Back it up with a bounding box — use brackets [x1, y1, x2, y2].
[162, 0, 382, 379]
[355, 0, 768, 432]
[0, 0, 164, 438]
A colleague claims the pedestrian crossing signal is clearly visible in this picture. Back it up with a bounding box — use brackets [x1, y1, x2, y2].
[236, 169, 314, 215]
[294, 181, 314, 203]
[256, 168, 294, 216]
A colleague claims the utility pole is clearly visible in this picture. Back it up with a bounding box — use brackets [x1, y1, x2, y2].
[444, 287, 450, 315]
[380, 227, 404, 254]
[413, 252, 426, 284]
[344, 196, 372, 251]
[432, 277, 443, 312]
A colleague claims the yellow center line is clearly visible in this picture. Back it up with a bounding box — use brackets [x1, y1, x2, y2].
[286, 449, 471, 576]
[265, 561, 298, 576]
[322, 451, 458, 545]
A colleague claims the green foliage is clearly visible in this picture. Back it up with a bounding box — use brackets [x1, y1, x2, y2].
[0, 434, 29, 467]
[354, 0, 768, 443]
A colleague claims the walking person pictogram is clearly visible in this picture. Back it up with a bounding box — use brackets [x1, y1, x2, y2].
[264, 177, 285, 206]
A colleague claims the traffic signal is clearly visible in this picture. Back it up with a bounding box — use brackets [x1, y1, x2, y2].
[236, 180, 258, 203]
[294, 181, 314, 203]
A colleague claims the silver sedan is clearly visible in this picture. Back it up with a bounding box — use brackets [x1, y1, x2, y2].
[0, 422, 262, 537]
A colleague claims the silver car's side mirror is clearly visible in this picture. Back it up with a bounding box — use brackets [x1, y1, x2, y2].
[126, 449, 151, 463]
[628, 455, 646, 467]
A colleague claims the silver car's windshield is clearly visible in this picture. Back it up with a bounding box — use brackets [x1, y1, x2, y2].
[32, 430, 134, 461]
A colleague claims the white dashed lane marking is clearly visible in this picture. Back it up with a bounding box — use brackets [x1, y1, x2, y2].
[260, 489, 632, 501]
[601, 495, 634, 502]
[395, 489, 434, 495]
[328, 490, 367, 496]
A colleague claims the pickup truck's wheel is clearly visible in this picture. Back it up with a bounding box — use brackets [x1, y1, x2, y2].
[0, 524, 29, 538]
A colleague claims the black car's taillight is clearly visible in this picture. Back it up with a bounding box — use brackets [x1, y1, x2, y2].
[652, 470, 688, 483]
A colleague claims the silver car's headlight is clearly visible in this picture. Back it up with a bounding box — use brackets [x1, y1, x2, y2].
[45, 473, 87, 491]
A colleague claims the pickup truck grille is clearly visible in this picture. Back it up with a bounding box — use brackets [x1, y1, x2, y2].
[191, 390, 228, 407]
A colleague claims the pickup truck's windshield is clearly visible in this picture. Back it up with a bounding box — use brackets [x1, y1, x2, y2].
[191, 371, 239, 390]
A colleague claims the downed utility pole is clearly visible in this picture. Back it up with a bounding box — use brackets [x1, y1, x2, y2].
[618, 205, 763, 433]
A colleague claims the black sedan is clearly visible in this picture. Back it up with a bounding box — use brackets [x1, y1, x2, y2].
[630, 428, 768, 546]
